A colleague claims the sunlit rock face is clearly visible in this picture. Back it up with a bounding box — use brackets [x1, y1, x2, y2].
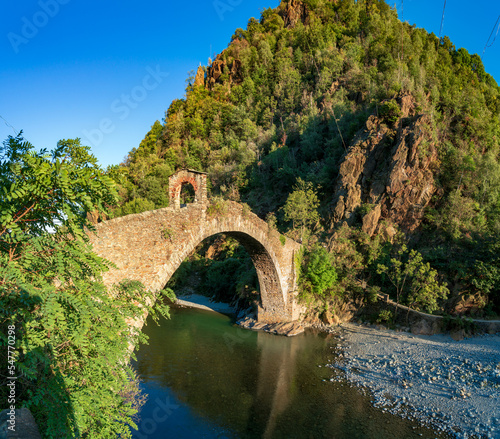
[330, 94, 440, 235]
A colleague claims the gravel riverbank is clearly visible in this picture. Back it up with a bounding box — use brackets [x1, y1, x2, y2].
[326, 323, 500, 438]
[174, 293, 235, 315]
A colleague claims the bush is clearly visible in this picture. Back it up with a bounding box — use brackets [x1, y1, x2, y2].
[117, 197, 156, 216]
[300, 246, 338, 299]
[443, 315, 477, 333]
[379, 99, 401, 124]
[376, 309, 394, 325]
[161, 227, 174, 240]
[283, 178, 320, 238]
[377, 245, 449, 313]
[207, 196, 228, 216]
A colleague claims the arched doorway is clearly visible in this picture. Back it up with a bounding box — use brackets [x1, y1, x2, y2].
[179, 182, 196, 206]
[168, 169, 207, 209]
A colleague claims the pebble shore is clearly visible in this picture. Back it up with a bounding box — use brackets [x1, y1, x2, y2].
[326, 323, 500, 438]
[174, 293, 235, 314]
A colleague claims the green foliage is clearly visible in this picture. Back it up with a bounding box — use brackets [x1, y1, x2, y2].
[166, 236, 258, 307]
[180, 181, 196, 204]
[358, 203, 376, 217]
[207, 195, 229, 217]
[129, 120, 163, 161]
[443, 315, 477, 333]
[0, 135, 169, 438]
[379, 100, 401, 124]
[279, 235, 286, 246]
[376, 309, 394, 325]
[472, 258, 500, 301]
[115, 197, 156, 217]
[366, 285, 381, 304]
[240, 202, 251, 218]
[377, 244, 449, 313]
[161, 287, 177, 303]
[138, 175, 170, 208]
[161, 227, 174, 241]
[0, 136, 116, 239]
[283, 178, 320, 237]
[327, 223, 366, 295]
[266, 212, 277, 232]
[300, 245, 338, 299]
[204, 258, 248, 303]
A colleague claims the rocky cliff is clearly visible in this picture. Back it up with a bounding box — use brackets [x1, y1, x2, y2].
[330, 94, 441, 236]
[205, 54, 243, 90]
[280, 0, 309, 28]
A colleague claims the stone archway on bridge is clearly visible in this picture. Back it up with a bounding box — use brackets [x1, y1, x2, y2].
[168, 169, 207, 209]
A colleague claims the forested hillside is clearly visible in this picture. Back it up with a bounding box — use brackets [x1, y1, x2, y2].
[108, 0, 500, 319]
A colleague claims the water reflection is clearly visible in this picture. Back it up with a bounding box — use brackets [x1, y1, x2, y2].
[132, 307, 448, 439]
[253, 331, 299, 439]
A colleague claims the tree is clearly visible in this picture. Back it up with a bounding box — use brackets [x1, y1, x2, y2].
[377, 245, 449, 314]
[300, 246, 338, 298]
[283, 178, 320, 239]
[132, 120, 163, 161]
[0, 134, 169, 438]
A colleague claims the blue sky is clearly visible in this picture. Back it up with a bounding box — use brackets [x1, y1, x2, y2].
[1, 0, 499, 168]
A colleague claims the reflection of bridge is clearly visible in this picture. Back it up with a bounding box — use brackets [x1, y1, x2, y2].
[89, 169, 302, 323]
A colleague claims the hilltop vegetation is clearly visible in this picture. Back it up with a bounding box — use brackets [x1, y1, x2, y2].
[109, 0, 500, 318]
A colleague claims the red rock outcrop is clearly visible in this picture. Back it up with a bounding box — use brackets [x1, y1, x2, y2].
[194, 66, 205, 88]
[330, 94, 440, 235]
[279, 0, 309, 28]
[206, 55, 243, 90]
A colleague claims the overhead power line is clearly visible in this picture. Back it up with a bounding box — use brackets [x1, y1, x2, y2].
[482, 15, 500, 58]
[0, 116, 34, 150]
[0, 115, 19, 137]
[439, 0, 447, 38]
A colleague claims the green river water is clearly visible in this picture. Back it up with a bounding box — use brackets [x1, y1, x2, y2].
[131, 306, 448, 439]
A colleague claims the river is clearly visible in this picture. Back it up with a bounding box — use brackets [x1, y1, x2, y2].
[132, 306, 450, 439]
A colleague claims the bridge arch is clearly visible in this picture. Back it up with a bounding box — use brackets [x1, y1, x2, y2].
[89, 174, 301, 324]
[161, 227, 290, 320]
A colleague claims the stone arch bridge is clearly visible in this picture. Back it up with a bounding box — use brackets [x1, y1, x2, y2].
[89, 170, 302, 323]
